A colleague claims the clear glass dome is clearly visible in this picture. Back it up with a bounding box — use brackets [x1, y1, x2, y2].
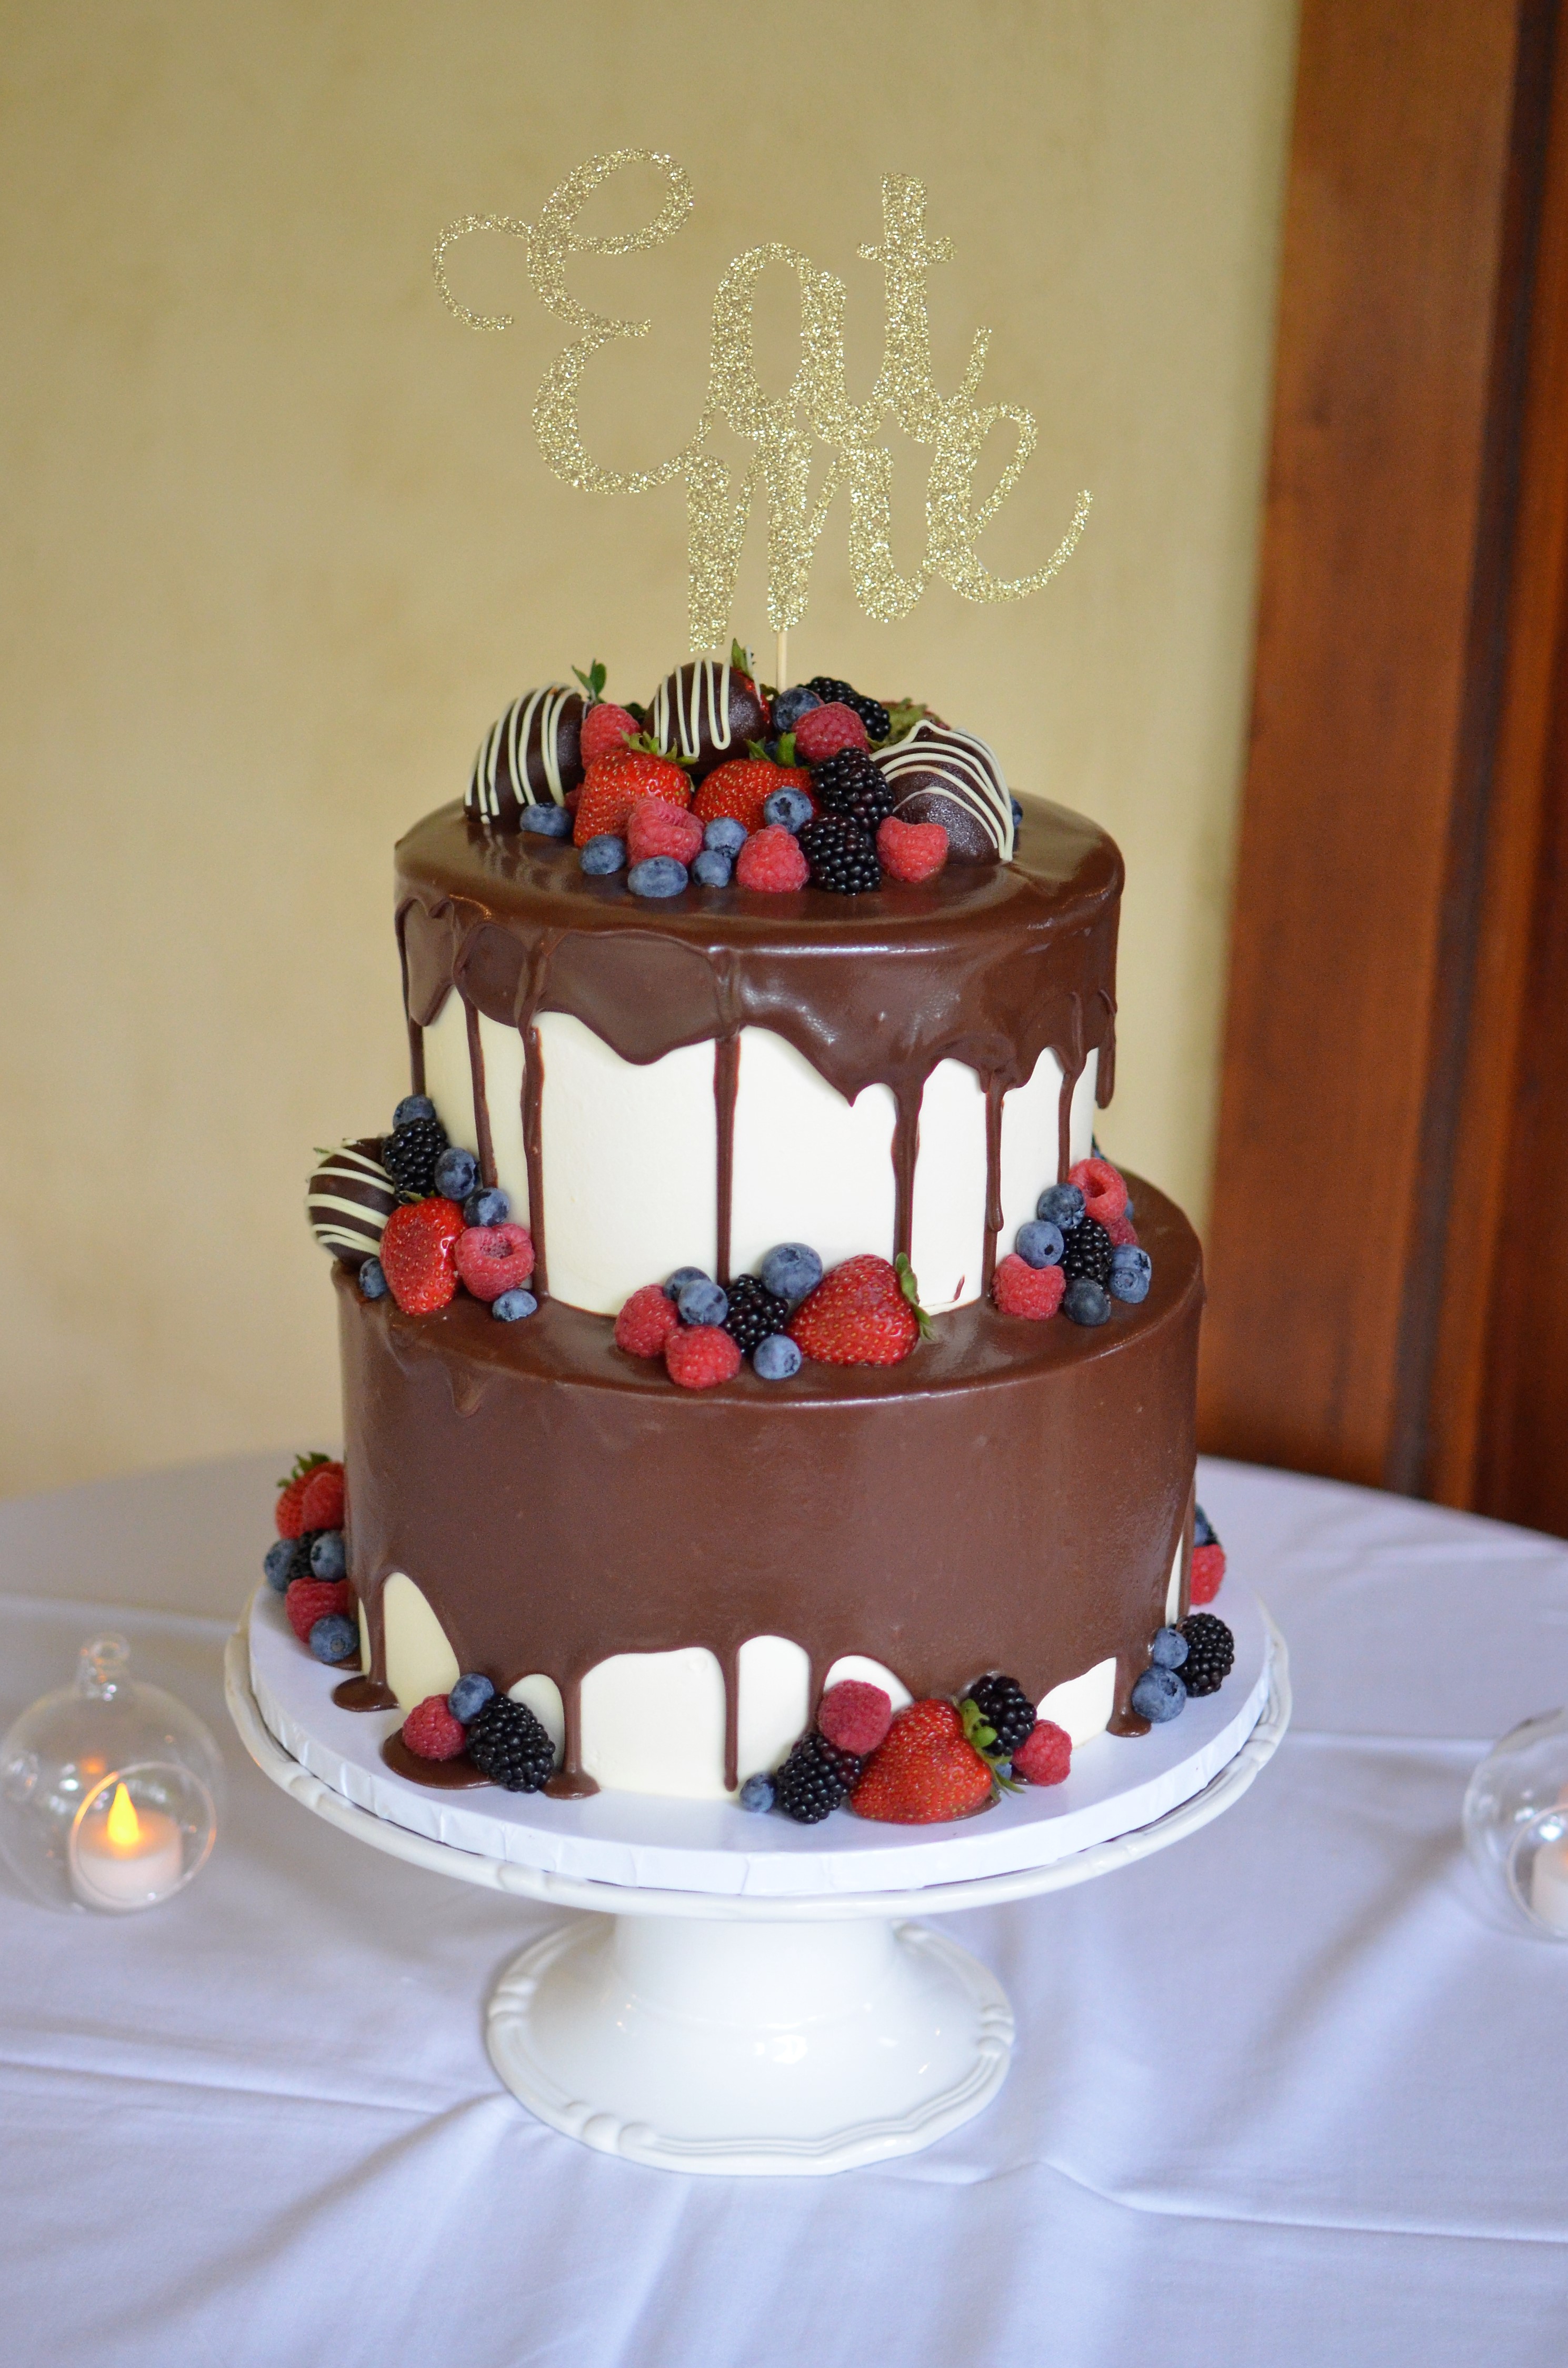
[1462, 1707, 1568, 1939]
[0, 1633, 223, 1913]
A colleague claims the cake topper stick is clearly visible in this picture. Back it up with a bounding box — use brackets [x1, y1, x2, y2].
[435, 153, 1090, 662]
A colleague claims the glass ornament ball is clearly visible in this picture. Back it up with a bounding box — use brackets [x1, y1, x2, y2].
[1462, 1707, 1568, 1939]
[0, 1633, 223, 1913]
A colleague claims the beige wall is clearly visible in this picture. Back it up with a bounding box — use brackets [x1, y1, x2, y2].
[0, 0, 1296, 1495]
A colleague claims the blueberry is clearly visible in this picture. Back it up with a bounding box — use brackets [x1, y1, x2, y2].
[703, 816, 747, 854]
[1194, 1504, 1217, 1549]
[1010, 795, 1023, 828]
[448, 1672, 496, 1724]
[1109, 1245, 1152, 1305]
[492, 1289, 537, 1321]
[1131, 1665, 1186, 1723]
[392, 1095, 435, 1129]
[581, 832, 626, 875]
[627, 855, 688, 898]
[762, 787, 813, 832]
[740, 1773, 776, 1812]
[1015, 1219, 1064, 1269]
[753, 1332, 801, 1380]
[1124, 1194, 1136, 1223]
[309, 1528, 346, 1580]
[1150, 1625, 1189, 1670]
[772, 686, 822, 732]
[678, 1278, 729, 1327]
[760, 1242, 823, 1304]
[1037, 1183, 1085, 1230]
[463, 1186, 510, 1227]
[520, 800, 572, 838]
[692, 848, 733, 887]
[433, 1146, 479, 1201]
[358, 1257, 388, 1300]
[664, 1266, 710, 1300]
[308, 1613, 359, 1665]
[264, 1537, 294, 1591]
[1062, 1277, 1111, 1326]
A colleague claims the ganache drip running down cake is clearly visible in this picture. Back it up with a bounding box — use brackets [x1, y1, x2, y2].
[284, 653, 1232, 1823]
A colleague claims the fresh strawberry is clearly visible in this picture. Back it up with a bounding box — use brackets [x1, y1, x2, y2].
[402, 1695, 468, 1761]
[379, 1197, 464, 1314]
[793, 702, 870, 764]
[735, 824, 808, 892]
[694, 759, 810, 832]
[817, 1680, 894, 1756]
[789, 1253, 927, 1366]
[664, 1323, 742, 1389]
[573, 748, 692, 846]
[876, 815, 948, 884]
[626, 797, 704, 865]
[615, 1283, 681, 1358]
[580, 702, 640, 765]
[285, 1576, 352, 1644]
[453, 1222, 535, 1302]
[1013, 1719, 1072, 1786]
[275, 1451, 331, 1538]
[297, 1459, 345, 1531]
[1067, 1156, 1128, 1228]
[992, 1254, 1066, 1321]
[850, 1698, 994, 1824]
[1190, 1541, 1227, 1606]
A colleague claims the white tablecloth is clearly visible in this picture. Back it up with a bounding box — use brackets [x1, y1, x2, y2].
[2, 1454, 1565, 2367]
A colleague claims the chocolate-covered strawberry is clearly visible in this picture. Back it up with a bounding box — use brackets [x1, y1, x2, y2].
[646, 655, 767, 779]
[467, 686, 585, 827]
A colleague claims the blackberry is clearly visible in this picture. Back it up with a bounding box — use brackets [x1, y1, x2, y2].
[465, 1694, 557, 1792]
[1178, 1613, 1235, 1697]
[800, 814, 881, 894]
[773, 1730, 862, 1823]
[1061, 1215, 1114, 1288]
[382, 1114, 448, 1199]
[962, 1672, 1036, 1756]
[723, 1272, 791, 1355]
[805, 675, 891, 744]
[286, 1528, 326, 1583]
[811, 746, 895, 830]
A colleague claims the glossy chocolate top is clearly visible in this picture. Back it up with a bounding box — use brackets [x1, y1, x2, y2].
[396, 791, 1122, 1108]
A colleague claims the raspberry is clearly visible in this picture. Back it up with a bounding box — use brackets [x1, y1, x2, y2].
[664, 1323, 742, 1389]
[379, 1196, 465, 1314]
[453, 1222, 535, 1301]
[1190, 1541, 1227, 1606]
[1105, 1210, 1139, 1248]
[626, 797, 704, 865]
[876, 815, 948, 883]
[1067, 1156, 1129, 1228]
[817, 1680, 893, 1756]
[992, 1254, 1066, 1320]
[285, 1576, 351, 1644]
[1013, 1719, 1072, 1786]
[793, 702, 870, 764]
[615, 1283, 681, 1358]
[275, 1451, 331, 1538]
[803, 675, 891, 743]
[402, 1695, 469, 1761]
[735, 825, 808, 893]
[297, 1460, 345, 1531]
[579, 702, 639, 764]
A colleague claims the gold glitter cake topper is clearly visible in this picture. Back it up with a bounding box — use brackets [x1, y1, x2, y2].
[435, 151, 1090, 660]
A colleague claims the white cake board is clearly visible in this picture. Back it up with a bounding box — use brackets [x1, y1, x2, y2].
[227, 1589, 1290, 2175]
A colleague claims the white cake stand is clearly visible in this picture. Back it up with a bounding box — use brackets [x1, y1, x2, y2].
[226, 1587, 1289, 2176]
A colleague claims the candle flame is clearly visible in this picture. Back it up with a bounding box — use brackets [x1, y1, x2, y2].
[105, 1782, 141, 1851]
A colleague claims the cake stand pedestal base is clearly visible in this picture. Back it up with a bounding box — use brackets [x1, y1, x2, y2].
[487, 1911, 1012, 2174]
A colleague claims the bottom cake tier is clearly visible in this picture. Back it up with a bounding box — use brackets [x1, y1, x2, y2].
[333, 1175, 1203, 1803]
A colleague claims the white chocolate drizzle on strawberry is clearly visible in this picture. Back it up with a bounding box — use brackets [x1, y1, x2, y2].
[648, 660, 736, 765]
[467, 685, 577, 819]
[873, 719, 1015, 861]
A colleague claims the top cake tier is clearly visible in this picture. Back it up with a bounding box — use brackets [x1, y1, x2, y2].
[396, 792, 1121, 1318]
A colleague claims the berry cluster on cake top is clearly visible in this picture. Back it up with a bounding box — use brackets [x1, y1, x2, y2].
[465, 648, 1021, 899]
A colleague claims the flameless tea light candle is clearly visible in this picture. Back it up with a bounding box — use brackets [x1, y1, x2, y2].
[71, 1780, 185, 1912]
[1464, 1712, 1568, 1939]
